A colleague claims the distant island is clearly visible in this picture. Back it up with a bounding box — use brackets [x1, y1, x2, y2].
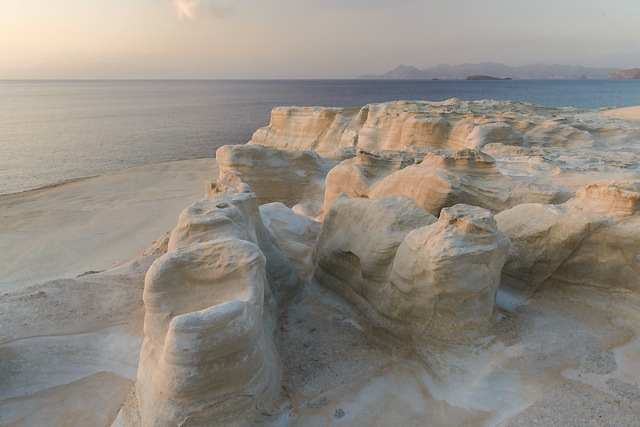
[360, 62, 622, 80]
[609, 68, 640, 79]
[466, 75, 512, 81]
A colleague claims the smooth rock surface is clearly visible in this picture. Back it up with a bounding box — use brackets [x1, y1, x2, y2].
[169, 192, 302, 304]
[390, 204, 510, 341]
[251, 99, 640, 153]
[259, 202, 321, 282]
[0, 158, 217, 293]
[324, 148, 561, 217]
[320, 150, 414, 218]
[215, 144, 336, 217]
[250, 106, 363, 156]
[136, 239, 279, 426]
[130, 189, 304, 426]
[496, 183, 640, 295]
[315, 196, 509, 351]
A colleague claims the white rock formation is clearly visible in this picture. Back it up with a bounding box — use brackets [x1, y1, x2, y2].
[315, 196, 509, 350]
[124, 100, 640, 426]
[249, 106, 363, 156]
[496, 183, 640, 295]
[463, 122, 525, 149]
[137, 239, 280, 426]
[168, 192, 302, 304]
[390, 204, 511, 340]
[259, 202, 321, 283]
[132, 189, 313, 426]
[215, 144, 336, 217]
[354, 102, 453, 151]
[315, 194, 436, 294]
[321, 150, 415, 218]
[524, 121, 595, 148]
[250, 99, 640, 155]
[6, 99, 640, 427]
[323, 148, 561, 217]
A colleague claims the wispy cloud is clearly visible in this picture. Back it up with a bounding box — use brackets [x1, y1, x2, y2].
[172, 0, 236, 21]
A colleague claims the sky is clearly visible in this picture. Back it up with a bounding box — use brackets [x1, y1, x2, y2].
[1, 0, 640, 79]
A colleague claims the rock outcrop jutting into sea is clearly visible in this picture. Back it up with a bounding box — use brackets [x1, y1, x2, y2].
[116, 99, 640, 426]
[609, 67, 640, 79]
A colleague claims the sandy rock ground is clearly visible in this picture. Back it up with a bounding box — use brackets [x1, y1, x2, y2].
[602, 105, 640, 121]
[262, 282, 640, 426]
[0, 260, 151, 426]
[0, 159, 217, 426]
[0, 158, 217, 292]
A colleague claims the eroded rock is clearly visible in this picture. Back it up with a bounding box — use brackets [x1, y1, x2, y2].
[321, 150, 415, 218]
[137, 240, 280, 426]
[259, 202, 321, 283]
[389, 204, 510, 341]
[496, 183, 640, 295]
[215, 144, 337, 217]
[169, 192, 302, 304]
[323, 148, 560, 217]
[250, 99, 636, 154]
[131, 188, 313, 426]
[249, 106, 362, 157]
[315, 196, 509, 352]
[113, 99, 640, 426]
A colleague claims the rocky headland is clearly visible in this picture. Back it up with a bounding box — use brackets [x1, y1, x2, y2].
[609, 68, 640, 79]
[361, 63, 621, 80]
[1, 100, 639, 426]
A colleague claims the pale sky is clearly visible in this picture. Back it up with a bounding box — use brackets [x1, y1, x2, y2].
[2, 0, 640, 79]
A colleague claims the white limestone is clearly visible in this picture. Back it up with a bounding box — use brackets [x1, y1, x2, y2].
[4, 100, 640, 427]
[314, 196, 509, 352]
[137, 239, 280, 426]
[215, 144, 336, 217]
[131, 189, 310, 426]
[250, 99, 640, 154]
[323, 148, 560, 217]
[496, 183, 640, 295]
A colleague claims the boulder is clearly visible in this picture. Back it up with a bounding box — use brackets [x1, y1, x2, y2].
[315, 195, 436, 308]
[389, 204, 510, 342]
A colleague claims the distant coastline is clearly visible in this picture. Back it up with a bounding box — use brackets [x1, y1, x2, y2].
[609, 68, 640, 79]
[360, 62, 622, 80]
[466, 75, 512, 81]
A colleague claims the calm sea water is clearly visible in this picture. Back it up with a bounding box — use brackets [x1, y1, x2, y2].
[2, 79, 640, 195]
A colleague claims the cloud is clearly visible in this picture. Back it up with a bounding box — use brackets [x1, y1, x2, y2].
[172, 0, 236, 21]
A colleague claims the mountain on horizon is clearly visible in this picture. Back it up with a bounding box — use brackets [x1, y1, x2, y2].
[360, 62, 621, 80]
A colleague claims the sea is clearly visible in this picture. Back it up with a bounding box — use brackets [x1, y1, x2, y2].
[2, 79, 640, 196]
